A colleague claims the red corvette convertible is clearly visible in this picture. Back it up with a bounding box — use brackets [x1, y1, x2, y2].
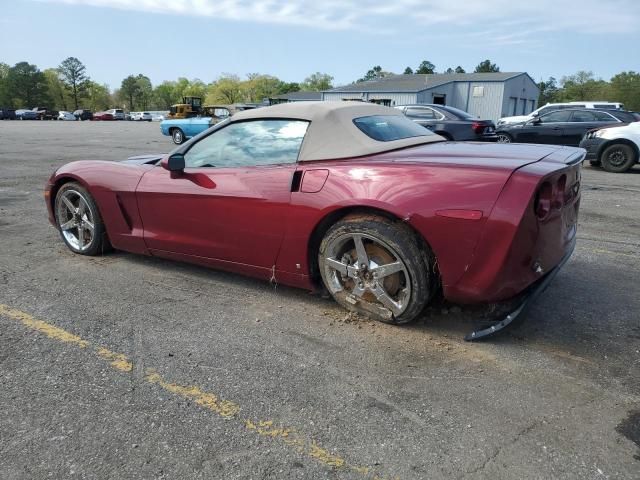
[45, 102, 582, 340]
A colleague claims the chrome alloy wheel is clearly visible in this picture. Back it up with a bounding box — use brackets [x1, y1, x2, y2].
[56, 189, 95, 252]
[496, 133, 511, 143]
[322, 233, 411, 316]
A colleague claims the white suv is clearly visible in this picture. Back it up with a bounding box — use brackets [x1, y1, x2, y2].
[130, 112, 152, 122]
[498, 102, 625, 127]
[579, 121, 640, 173]
[106, 108, 125, 120]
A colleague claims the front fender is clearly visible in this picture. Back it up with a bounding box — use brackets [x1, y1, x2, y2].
[48, 161, 150, 254]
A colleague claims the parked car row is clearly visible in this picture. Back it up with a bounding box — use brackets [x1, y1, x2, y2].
[495, 109, 638, 146]
[0, 107, 152, 121]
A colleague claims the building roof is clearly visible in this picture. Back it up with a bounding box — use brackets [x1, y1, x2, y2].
[274, 91, 323, 101]
[230, 101, 441, 161]
[326, 73, 529, 93]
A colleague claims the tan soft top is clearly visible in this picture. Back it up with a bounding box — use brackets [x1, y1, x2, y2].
[229, 101, 441, 161]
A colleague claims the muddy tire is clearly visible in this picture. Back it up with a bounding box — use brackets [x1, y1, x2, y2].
[600, 143, 636, 173]
[318, 214, 433, 324]
[54, 182, 111, 256]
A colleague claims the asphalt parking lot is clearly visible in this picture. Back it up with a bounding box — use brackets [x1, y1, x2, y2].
[0, 120, 639, 479]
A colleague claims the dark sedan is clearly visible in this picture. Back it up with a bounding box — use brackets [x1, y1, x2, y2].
[496, 109, 631, 146]
[395, 104, 497, 141]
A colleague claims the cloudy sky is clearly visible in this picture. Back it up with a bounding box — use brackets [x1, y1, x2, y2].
[2, 0, 639, 88]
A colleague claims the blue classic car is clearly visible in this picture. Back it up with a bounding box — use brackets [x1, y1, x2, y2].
[160, 106, 233, 144]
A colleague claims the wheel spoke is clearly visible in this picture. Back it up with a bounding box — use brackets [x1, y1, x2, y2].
[325, 257, 348, 275]
[371, 261, 403, 279]
[60, 219, 77, 231]
[77, 225, 85, 248]
[77, 199, 87, 215]
[370, 283, 403, 315]
[62, 196, 76, 213]
[352, 234, 369, 267]
[83, 219, 95, 232]
[351, 282, 366, 298]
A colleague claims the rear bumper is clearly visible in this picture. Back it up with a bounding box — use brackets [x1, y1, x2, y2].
[465, 236, 575, 341]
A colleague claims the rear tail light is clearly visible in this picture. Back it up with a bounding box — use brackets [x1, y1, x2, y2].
[534, 181, 553, 220]
[553, 175, 566, 209]
[535, 175, 568, 220]
[471, 122, 485, 134]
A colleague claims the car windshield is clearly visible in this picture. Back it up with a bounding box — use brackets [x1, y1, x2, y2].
[438, 105, 474, 119]
[353, 115, 434, 142]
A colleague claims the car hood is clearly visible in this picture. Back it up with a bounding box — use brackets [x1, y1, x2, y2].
[121, 154, 165, 165]
[377, 141, 580, 169]
[498, 115, 531, 125]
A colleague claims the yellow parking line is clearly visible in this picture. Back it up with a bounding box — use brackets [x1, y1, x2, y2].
[0, 303, 396, 479]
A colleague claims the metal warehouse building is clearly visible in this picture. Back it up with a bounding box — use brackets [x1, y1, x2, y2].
[322, 73, 540, 121]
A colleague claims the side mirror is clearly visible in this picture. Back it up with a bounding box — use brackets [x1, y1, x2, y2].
[161, 153, 185, 173]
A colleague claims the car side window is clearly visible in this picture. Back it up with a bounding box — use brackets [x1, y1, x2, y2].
[570, 111, 596, 122]
[592, 111, 616, 121]
[405, 107, 443, 120]
[538, 111, 572, 123]
[183, 120, 309, 168]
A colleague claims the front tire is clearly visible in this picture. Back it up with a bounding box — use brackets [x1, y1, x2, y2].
[54, 182, 110, 256]
[318, 215, 433, 324]
[600, 144, 636, 173]
[171, 128, 185, 144]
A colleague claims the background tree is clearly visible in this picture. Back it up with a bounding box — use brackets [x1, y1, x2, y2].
[44, 68, 69, 110]
[560, 71, 608, 101]
[58, 57, 89, 109]
[538, 77, 560, 105]
[119, 75, 140, 109]
[403, 67, 413, 74]
[6, 62, 50, 107]
[357, 66, 393, 83]
[0, 62, 12, 106]
[300, 72, 333, 91]
[243, 74, 283, 101]
[182, 78, 208, 99]
[134, 75, 153, 110]
[474, 60, 500, 73]
[415, 60, 436, 74]
[454, 66, 466, 74]
[206, 75, 243, 104]
[85, 81, 111, 111]
[277, 82, 300, 94]
[609, 71, 640, 111]
[152, 81, 179, 109]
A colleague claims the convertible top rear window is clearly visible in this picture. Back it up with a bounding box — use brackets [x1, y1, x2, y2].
[353, 115, 434, 142]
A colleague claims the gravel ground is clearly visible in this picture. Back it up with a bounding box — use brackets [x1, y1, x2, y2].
[0, 120, 639, 479]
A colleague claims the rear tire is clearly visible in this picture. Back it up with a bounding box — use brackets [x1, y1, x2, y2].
[318, 214, 433, 324]
[600, 144, 636, 173]
[496, 132, 512, 143]
[54, 182, 111, 256]
[171, 128, 185, 144]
